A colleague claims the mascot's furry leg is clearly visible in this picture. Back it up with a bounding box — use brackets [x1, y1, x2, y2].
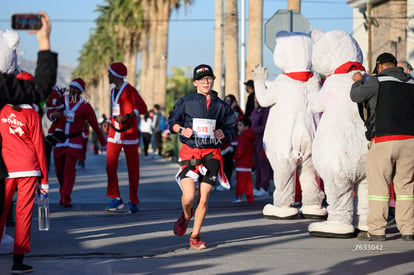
[298, 155, 327, 219]
[263, 156, 299, 219]
[308, 174, 358, 238]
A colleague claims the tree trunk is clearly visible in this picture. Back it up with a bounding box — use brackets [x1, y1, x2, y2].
[214, 0, 224, 97]
[153, 1, 170, 108]
[146, 0, 159, 108]
[246, 0, 263, 80]
[224, 0, 239, 100]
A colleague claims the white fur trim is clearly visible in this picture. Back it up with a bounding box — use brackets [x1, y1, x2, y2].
[109, 67, 126, 79]
[70, 81, 85, 93]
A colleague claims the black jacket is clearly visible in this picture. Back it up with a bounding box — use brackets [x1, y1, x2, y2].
[0, 50, 58, 179]
[350, 66, 414, 139]
[168, 90, 237, 149]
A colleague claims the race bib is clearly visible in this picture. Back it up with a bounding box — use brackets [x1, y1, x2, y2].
[65, 111, 75, 123]
[112, 104, 120, 116]
[192, 118, 216, 138]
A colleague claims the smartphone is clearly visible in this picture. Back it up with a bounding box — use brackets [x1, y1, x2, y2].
[11, 13, 42, 30]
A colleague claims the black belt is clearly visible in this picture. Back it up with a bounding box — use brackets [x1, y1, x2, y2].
[54, 131, 82, 141]
[178, 152, 214, 167]
[66, 131, 82, 138]
[111, 124, 131, 132]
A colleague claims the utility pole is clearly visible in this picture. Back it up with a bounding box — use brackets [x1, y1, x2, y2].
[288, 0, 301, 12]
[240, 0, 246, 110]
[367, 2, 372, 73]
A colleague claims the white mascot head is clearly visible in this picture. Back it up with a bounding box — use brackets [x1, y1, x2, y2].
[311, 28, 363, 76]
[273, 30, 313, 73]
[0, 29, 20, 74]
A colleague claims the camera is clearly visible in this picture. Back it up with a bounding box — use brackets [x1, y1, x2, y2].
[11, 14, 42, 30]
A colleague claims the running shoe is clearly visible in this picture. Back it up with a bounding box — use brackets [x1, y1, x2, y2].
[106, 198, 124, 211]
[173, 208, 194, 236]
[128, 202, 139, 213]
[189, 234, 207, 250]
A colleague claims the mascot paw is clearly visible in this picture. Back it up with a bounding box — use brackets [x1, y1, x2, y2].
[300, 205, 328, 219]
[308, 221, 355, 238]
[263, 204, 298, 220]
[252, 64, 268, 82]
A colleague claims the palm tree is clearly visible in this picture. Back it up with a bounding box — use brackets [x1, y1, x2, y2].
[224, 0, 239, 99]
[73, 0, 193, 115]
[246, 0, 263, 80]
[143, 0, 191, 109]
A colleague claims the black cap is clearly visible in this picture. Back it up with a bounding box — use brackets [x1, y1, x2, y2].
[193, 64, 215, 80]
[373, 52, 397, 74]
[243, 79, 254, 88]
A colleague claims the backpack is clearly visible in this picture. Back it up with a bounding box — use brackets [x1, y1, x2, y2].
[159, 115, 168, 131]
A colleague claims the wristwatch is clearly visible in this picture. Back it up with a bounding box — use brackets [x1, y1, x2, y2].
[178, 127, 184, 134]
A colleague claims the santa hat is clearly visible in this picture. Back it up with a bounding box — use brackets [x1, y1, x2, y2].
[16, 72, 34, 81]
[109, 62, 127, 79]
[70, 78, 86, 93]
[0, 29, 20, 74]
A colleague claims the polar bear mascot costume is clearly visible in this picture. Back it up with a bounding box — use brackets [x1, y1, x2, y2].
[0, 28, 19, 254]
[308, 29, 369, 238]
[252, 31, 327, 219]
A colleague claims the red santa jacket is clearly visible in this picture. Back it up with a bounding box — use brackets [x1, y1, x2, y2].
[45, 85, 65, 113]
[55, 94, 106, 149]
[108, 82, 147, 145]
[233, 128, 256, 169]
[45, 85, 66, 135]
[0, 104, 48, 188]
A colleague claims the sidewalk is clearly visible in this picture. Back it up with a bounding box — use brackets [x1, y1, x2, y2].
[0, 149, 413, 275]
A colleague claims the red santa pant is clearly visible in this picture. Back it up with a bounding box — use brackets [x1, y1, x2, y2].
[54, 147, 81, 203]
[106, 142, 140, 204]
[80, 137, 88, 162]
[235, 169, 254, 203]
[0, 177, 36, 254]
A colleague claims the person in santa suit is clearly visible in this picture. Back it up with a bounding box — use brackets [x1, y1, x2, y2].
[0, 71, 49, 273]
[44, 85, 66, 169]
[77, 122, 90, 168]
[52, 78, 107, 207]
[105, 62, 148, 213]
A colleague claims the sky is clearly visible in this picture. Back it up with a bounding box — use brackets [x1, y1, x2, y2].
[0, 0, 355, 79]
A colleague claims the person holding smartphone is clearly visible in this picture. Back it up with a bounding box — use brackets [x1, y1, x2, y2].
[0, 11, 57, 274]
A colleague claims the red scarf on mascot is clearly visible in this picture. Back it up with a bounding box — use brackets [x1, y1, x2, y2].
[327, 61, 365, 77]
[283, 71, 314, 81]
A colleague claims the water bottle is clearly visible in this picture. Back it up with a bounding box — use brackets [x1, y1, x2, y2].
[38, 193, 50, 231]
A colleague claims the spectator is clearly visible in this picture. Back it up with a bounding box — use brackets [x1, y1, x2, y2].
[244, 79, 255, 118]
[105, 62, 148, 213]
[220, 94, 244, 191]
[169, 64, 237, 249]
[151, 104, 165, 158]
[351, 52, 414, 241]
[250, 98, 271, 197]
[0, 12, 57, 218]
[0, 12, 57, 273]
[224, 94, 244, 122]
[232, 117, 256, 203]
[0, 73, 48, 274]
[52, 78, 107, 207]
[397, 60, 413, 75]
[139, 111, 153, 158]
